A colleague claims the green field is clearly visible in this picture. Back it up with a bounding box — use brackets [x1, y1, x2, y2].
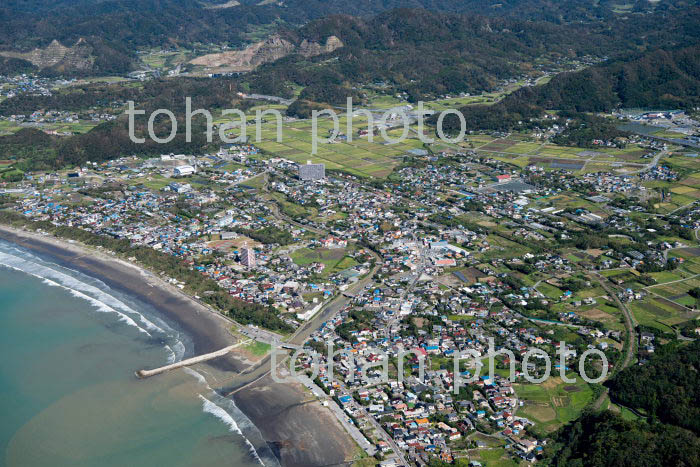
[267, 192, 317, 219]
[244, 340, 271, 357]
[515, 376, 594, 433]
[628, 295, 696, 333]
[537, 282, 564, 300]
[290, 247, 358, 278]
[465, 447, 517, 467]
[249, 114, 427, 178]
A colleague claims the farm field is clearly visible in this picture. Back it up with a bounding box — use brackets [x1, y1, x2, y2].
[457, 134, 653, 173]
[251, 114, 423, 178]
[628, 295, 698, 334]
[466, 447, 517, 467]
[235, 106, 658, 179]
[515, 376, 594, 433]
[536, 282, 564, 300]
[0, 120, 99, 136]
[573, 305, 625, 331]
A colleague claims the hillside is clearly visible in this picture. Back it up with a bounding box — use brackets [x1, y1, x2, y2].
[512, 45, 700, 112]
[0, 38, 133, 76]
[435, 44, 700, 134]
[606, 339, 700, 435]
[241, 5, 700, 102]
[0, 1, 696, 77]
[0, 0, 695, 51]
[544, 411, 700, 467]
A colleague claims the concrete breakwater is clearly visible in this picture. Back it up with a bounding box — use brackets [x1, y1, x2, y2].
[136, 340, 250, 378]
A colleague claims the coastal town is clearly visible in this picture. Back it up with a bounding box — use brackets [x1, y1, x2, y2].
[2, 112, 699, 466]
[1, 1, 700, 466]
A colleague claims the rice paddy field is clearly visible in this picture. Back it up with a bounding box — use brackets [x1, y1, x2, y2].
[625, 248, 700, 331]
[448, 134, 653, 173]
[222, 97, 657, 179]
[252, 114, 426, 178]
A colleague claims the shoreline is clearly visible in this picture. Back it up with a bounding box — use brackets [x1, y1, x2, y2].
[0, 224, 359, 467]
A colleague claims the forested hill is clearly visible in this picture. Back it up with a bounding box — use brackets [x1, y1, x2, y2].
[0, 0, 696, 51]
[243, 5, 700, 102]
[544, 341, 700, 466]
[543, 411, 700, 467]
[436, 44, 700, 134]
[0, 1, 697, 78]
[510, 45, 700, 112]
[606, 339, 700, 435]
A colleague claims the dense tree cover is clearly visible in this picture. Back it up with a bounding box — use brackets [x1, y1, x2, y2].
[552, 113, 630, 148]
[438, 97, 545, 133]
[678, 319, 700, 338]
[511, 45, 700, 112]
[0, 78, 255, 170]
[544, 411, 700, 467]
[0, 128, 58, 171]
[0, 76, 244, 116]
[1, 0, 685, 51]
[286, 99, 333, 119]
[0, 118, 219, 170]
[0, 210, 292, 332]
[0, 0, 696, 80]
[244, 5, 700, 101]
[297, 83, 362, 107]
[606, 340, 700, 435]
[0, 56, 36, 75]
[440, 43, 700, 132]
[0, 37, 135, 77]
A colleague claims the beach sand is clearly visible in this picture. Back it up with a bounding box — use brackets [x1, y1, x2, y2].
[0, 225, 358, 467]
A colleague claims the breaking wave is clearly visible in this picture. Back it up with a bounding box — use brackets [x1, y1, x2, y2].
[0, 242, 186, 363]
[0, 239, 275, 466]
[199, 394, 268, 466]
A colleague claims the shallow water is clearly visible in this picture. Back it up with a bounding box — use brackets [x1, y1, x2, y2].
[0, 240, 277, 467]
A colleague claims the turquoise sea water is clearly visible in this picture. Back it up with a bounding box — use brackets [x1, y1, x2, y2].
[0, 240, 276, 467]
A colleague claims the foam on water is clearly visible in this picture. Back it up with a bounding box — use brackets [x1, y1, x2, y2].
[198, 395, 266, 466]
[0, 249, 155, 335]
[0, 240, 276, 466]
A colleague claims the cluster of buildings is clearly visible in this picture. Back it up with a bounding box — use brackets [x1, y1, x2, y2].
[0, 74, 75, 100]
[3, 125, 699, 465]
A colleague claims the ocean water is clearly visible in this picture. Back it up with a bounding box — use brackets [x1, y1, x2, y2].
[0, 240, 277, 467]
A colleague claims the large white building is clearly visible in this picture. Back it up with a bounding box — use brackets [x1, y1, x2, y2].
[174, 165, 195, 177]
[298, 161, 325, 181]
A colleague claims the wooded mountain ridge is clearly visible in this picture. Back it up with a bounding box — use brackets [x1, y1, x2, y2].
[0, 0, 696, 76]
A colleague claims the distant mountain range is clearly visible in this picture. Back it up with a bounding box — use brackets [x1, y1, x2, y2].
[0, 0, 695, 58]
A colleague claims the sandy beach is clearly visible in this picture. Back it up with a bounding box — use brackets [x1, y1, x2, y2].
[0, 224, 358, 467]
